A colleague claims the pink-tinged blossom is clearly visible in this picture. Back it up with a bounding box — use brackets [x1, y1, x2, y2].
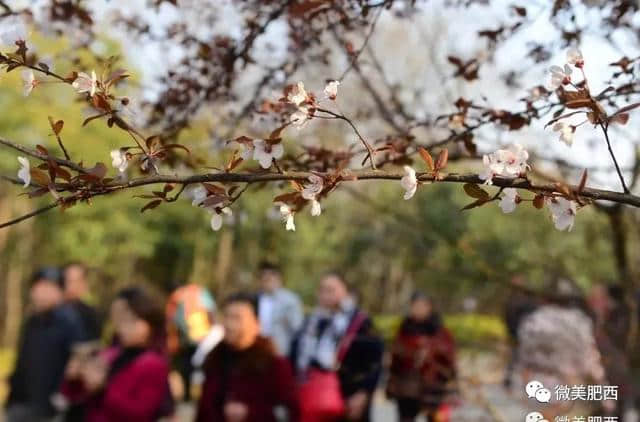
[290, 105, 312, 127]
[287, 81, 308, 106]
[324, 80, 340, 100]
[479, 144, 530, 185]
[253, 139, 284, 169]
[547, 197, 577, 231]
[567, 48, 584, 67]
[21, 70, 38, 97]
[72, 71, 98, 97]
[549, 64, 572, 89]
[302, 174, 323, 200]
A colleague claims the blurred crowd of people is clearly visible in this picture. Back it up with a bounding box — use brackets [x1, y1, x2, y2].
[3, 262, 458, 422]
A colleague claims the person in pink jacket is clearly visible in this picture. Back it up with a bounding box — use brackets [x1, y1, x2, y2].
[61, 287, 172, 422]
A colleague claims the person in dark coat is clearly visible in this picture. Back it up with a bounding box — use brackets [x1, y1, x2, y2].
[291, 272, 384, 422]
[196, 292, 299, 422]
[61, 287, 172, 422]
[63, 262, 101, 341]
[387, 292, 456, 422]
[6, 268, 84, 422]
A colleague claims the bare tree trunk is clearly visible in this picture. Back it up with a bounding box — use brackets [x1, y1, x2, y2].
[214, 230, 234, 297]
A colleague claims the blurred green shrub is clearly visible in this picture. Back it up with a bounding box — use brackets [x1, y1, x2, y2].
[373, 313, 507, 346]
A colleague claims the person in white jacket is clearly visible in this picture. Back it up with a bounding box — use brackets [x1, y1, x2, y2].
[256, 262, 304, 356]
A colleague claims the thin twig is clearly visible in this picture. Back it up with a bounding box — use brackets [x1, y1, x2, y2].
[337, 5, 384, 81]
[0, 137, 87, 173]
[0, 202, 59, 229]
[600, 122, 630, 194]
[316, 107, 377, 169]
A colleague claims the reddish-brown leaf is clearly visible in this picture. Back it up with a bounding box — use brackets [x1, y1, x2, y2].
[48, 116, 64, 135]
[202, 183, 226, 195]
[30, 168, 50, 186]
[273, 192, 300, 204]
[435, 149, 449, 171]
[418, 147, 434, 172]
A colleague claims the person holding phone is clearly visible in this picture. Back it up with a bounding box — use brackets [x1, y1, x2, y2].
[61, 287, 172, 422]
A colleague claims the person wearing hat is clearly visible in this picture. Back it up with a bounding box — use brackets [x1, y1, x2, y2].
[6, 268, 84, 422]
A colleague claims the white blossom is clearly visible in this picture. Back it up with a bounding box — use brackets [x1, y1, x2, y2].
[290, 105, 312, 127]
[253, 139, 284, 169]
[72, 71, 98, 97]
[547, 197, 577, 231]
[279, 204, 296, 231]
[549, 64, 572, 89]
[17, 156, 30, 187]
[238, 143, 254, 160]
[553, 122, 574, 146]
[567, 48, 584, 67]
[110, 149, 129, 173]
[310, 199, 322, 216]
[188, 185, 208, 206]
[499, 188, 518, 213]
[287, 81, 308, 106]
[324, 80, 340, 100]
[302, 174, 323, 200]
[479, 144, 530, 184]
[400, 165, 418, 200]
[210, 207, 232, 231]
[21, 70, 37, 97]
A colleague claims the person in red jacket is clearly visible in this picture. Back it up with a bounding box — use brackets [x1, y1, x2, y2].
[196, 292, 299, 422]
[387, 292, 456, 422]
[61, 287, 172, 422]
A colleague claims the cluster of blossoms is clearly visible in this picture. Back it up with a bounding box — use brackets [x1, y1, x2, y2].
[479, 143, 530, 184]
[187, 185, 233, 231]
[549, 48, 584, 90]
[21, 67, 98, 98]
[274, 174, 325, 232]
[396, 142, 578, 231]
[285, 80, 340, 128]
[547, 48, 585, 147]
[6, 36, 586, 236]
[301, 174, 324, 217]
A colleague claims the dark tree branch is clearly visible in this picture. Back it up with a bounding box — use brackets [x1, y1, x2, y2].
[599, 123, 630, 194]
[0, 202, 59, 229]
[0, 137, 87, 174]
